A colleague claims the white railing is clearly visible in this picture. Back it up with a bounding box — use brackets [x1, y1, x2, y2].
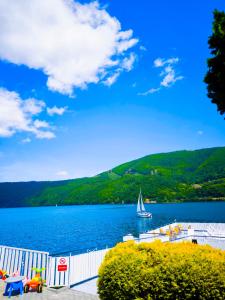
[0, 244, 109, 288]
[47, 255, 71, 287]
[47, 248, 109, 287]
[0, 245, 49, 281]
[69, 248, 108, 286]
[171, 235, 225, 250]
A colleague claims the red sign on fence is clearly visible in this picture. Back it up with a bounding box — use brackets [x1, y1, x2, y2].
[58, 264, 67, 272]
[58, 257, 67, 272]
[59, 257, 66, 265]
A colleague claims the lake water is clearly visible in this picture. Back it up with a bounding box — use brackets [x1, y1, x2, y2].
[0, 202, 224, 255]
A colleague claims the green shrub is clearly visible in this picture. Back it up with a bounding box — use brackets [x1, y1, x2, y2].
[98, 240, 225, 300]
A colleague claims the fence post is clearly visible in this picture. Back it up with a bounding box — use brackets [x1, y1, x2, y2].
[46, 255, 50, 287]
[68, 253, 71, 288]
[47, 256, 53, 287]
[0, 246, 6, 269]
[20, 251, 26, 276]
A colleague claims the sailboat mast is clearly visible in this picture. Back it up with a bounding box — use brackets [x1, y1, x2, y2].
[140, 190, 146, 212]
[137, 189, 141, 213]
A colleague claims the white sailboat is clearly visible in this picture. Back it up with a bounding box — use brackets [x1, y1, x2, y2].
[137, 189, 152, 218]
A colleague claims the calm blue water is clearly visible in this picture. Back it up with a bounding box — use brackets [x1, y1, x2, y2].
[0, 202, 224, 255]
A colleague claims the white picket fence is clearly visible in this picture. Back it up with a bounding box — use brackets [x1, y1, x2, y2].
[47, 248, 109, 287]
[70, 248, 108, 286]
[0, 245, 49, 281]
[0, 244, 109, 287]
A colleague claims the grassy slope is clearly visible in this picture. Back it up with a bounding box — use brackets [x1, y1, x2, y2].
[0, 180, 71, 207]
[0, 146, 224, 207]
[24, 146, 225, 206]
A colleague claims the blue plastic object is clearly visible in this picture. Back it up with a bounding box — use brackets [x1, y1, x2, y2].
[4, 280, 23, 298]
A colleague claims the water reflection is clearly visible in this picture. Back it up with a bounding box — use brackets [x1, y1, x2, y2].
[137, 218, 152, 233]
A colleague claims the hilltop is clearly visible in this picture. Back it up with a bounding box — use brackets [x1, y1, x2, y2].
[0, 146, 224, 207]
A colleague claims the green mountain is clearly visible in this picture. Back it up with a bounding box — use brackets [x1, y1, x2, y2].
[0, 147, 225, 207]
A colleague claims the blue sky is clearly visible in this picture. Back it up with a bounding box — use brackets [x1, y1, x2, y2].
[0, 0, 224, 182]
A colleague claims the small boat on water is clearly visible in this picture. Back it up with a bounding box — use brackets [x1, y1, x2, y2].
[137, 189, 152, 218]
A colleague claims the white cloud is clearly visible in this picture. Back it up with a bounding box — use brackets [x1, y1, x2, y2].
[47, 106, 67, 116]
[139, 56, 183, 96]
[103, 72, 120, 86]
[153, 58, 165, 67]
[103, 52, 136, 86]
[56, 170, 69, 178]
[154, 57, 179, 68]
[23, 99, 45, 114]
[21, 137, 31, 144]
[121, 53, 136, 71]
[138, 87, 161, 96]
[160, 70, 183, 87]
[166, 57, 179, 65]
[0, 0, 138, 95]
[0, 87, 55, 139]
[157, 57, 183, 88]
[35, 130, 55, 139]
[33, 119, 50, 129]
[140, 45, 147, 51]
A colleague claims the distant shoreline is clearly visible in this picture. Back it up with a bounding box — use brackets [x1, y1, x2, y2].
[1, 147, 224, 208]
[0, 199, 224, 209]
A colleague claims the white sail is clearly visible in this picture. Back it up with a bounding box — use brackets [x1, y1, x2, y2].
[136, 188, 152, 218]
[140, 193, 146, 212]
[137, 191, 141, 213]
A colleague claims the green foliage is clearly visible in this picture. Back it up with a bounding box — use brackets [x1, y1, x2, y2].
[32, 267, 45, 273]
[204, 10, 225, 115]
[98, 240, 225, 300]
[0, 180, 69, 207]
[0, 147, 225, 207]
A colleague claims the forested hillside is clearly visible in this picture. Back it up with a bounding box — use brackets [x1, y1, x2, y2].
[0, 147, 224, 207]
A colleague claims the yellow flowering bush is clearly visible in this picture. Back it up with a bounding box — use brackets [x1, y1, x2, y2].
[98, 240, 225, 300]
